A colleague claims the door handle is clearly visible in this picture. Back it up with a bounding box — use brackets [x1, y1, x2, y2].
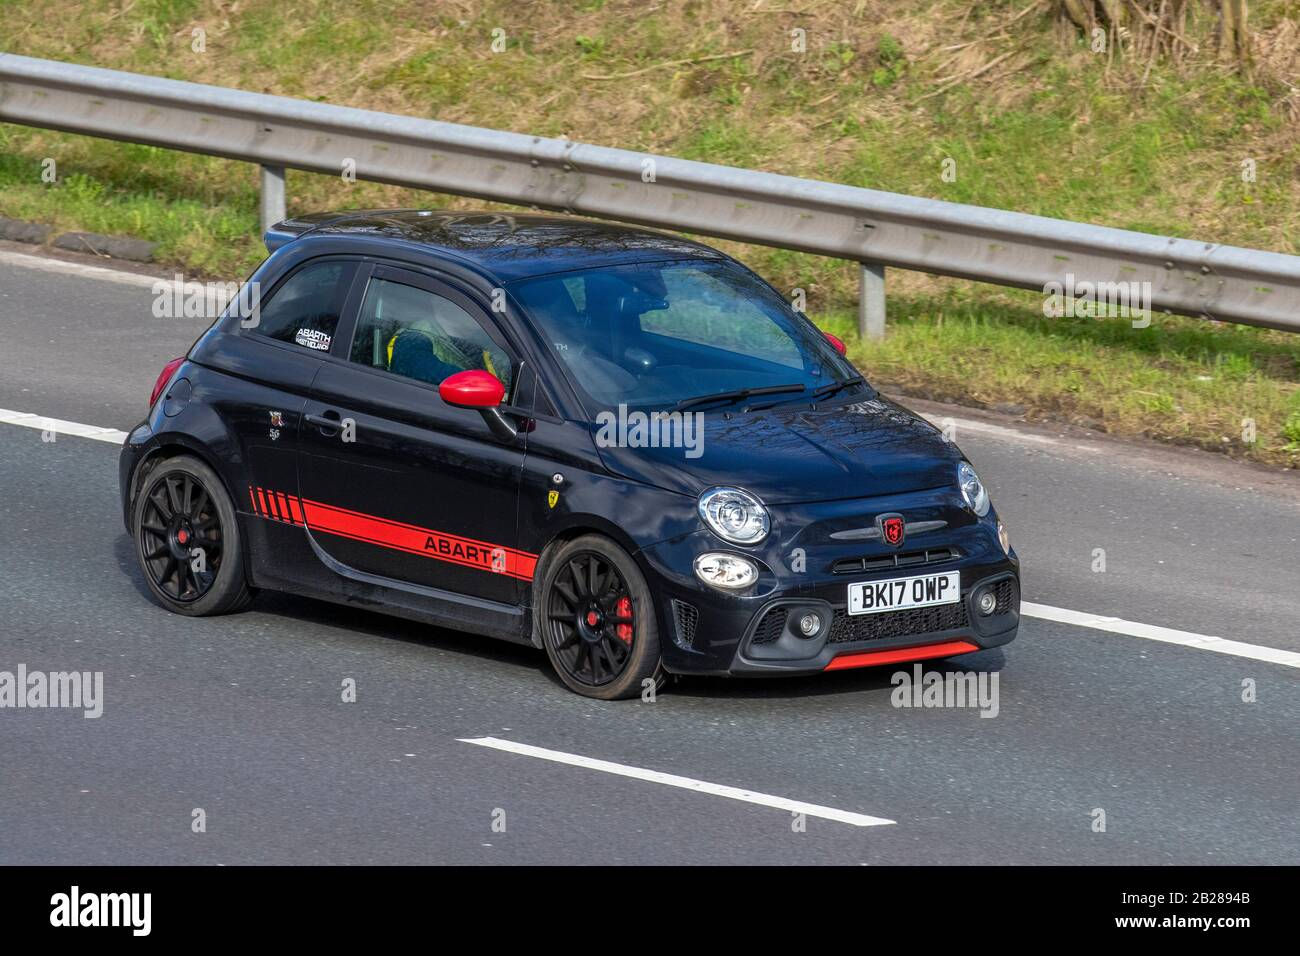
[305, 410, 342, 435]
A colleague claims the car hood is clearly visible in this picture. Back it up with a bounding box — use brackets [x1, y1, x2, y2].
[590, 395, 963, 505]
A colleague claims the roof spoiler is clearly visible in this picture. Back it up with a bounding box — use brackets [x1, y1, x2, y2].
[263, 218, 315, 253]
[264, 209, 408, 252]
[264, 210, 380, 252]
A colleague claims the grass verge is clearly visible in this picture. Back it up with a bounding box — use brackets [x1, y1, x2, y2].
[1, 0, 1297, 464]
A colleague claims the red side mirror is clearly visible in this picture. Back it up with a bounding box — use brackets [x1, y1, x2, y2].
[823, 331, 848, 355]
[439, 369, 505, 409]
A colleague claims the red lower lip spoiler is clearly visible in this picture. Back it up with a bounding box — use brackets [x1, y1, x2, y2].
[824, 639, 980, 671]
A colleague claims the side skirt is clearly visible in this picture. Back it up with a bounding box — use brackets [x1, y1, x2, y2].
[302, 528, 531, 645]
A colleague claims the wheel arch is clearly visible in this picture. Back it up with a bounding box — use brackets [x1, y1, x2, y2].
[526, 517, 659, 649]
[129, 437, 239, 511]
[126, 436, 256, 581]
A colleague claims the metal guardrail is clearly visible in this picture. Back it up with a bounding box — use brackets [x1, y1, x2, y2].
[2, 52, 1298, 336]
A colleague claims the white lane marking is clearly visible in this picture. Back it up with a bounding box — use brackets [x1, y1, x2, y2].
[0, 408, 1296, 670]
[0, 408, 129, 444]
[1022, 602, 1300, 669]
[458, 736, 896, 827]
[0, 248, 170, 291]
[918, 411, 1082, 450]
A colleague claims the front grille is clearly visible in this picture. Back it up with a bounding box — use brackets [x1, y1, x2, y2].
[672, 599, 699, 649]
[828, 601, 969, 644]
[750, 607, 789, 645]
[832, 547, 961, 575]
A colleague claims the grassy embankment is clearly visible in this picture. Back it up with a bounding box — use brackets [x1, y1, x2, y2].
[1, 0, 1298, 462]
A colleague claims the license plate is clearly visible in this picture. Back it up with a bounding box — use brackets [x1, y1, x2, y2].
[847, 571, 961, 616]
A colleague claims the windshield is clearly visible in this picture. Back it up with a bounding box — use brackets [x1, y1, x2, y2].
[511, 259, 863, 414]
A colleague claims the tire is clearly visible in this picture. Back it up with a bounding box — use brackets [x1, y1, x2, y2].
[131, 455, 252, 616]
[539, 534, 664, 700]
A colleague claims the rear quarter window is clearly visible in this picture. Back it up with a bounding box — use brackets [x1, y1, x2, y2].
[249, 260, 357, 352]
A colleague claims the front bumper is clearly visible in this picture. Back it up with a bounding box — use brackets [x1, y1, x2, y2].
[637, 492, 1020, 676]
[721, 568, 1015, 674]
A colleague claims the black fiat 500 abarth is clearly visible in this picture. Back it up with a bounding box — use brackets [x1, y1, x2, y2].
[121, 210, 1019, 699]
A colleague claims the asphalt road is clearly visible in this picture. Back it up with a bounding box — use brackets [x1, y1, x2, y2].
[1, 245, 1297, 864]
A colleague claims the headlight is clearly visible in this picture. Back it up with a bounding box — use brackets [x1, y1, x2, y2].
[957, 462, 990, 517]
[698, 486, 770, 545]
[693, 553, 759, 590]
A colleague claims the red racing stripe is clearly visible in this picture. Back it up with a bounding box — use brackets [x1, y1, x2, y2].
[301, 498, 537, 581]
[246, 486, 537, 581]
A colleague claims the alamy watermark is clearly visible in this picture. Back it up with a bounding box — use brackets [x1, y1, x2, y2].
[1043, 273, 1151, 328]
[152, 275, 261, 327]
[890, 664, 999, 718]
[0, 665, 103, 718]
[594, 404, 704, 459]
[50, 886, 150, 936]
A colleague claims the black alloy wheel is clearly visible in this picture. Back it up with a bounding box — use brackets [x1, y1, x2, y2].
[139, 469, 222, 602]
[131, 456, 252, 616]
[546, 550, 636, 687]
[539, 535, 664, 700]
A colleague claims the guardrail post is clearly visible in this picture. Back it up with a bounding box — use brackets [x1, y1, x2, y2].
[259, 165, 286, 235]
[858, 261, 886, 340]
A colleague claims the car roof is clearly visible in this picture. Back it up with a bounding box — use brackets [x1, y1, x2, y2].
[267, 209, 727, 282]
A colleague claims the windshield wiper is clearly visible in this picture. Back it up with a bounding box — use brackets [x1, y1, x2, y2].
[745, 376, 866, 412]
[808, 376, 865, 403]
[674, 383, 805, 411]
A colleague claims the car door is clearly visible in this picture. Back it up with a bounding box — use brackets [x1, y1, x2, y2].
[297, 263, 529, 607]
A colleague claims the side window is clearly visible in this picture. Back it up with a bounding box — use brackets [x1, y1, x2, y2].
[252, 260, 357, 352]
[348, 277, 513, 393]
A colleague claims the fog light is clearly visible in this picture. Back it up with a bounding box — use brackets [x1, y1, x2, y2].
[798, 612, 822, 636]
[693, 553, 758, 590]
[998, 519, 1010, 555]
[977, 590, 997, 616]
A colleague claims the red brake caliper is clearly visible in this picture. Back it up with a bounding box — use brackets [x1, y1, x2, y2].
[615, 596, 633, 644]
